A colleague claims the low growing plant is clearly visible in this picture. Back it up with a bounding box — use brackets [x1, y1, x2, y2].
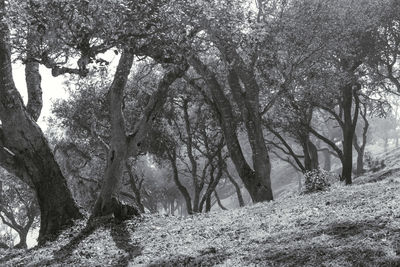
[302, 169, 337, 194]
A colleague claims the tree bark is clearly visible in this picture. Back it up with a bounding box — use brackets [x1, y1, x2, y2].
[224, 169, 245, 207]
[189, 55, 272, 202]
[92, 50, 134, 217]
[308, 139, 319, 170]
[199, 147, 224, 212]
[226, 68, 273, 201]
[353, 105, 368, 175]
[341, 83, 359, 184]
[321, 148, 331, 171]
[92, 53, 187, 217]
[14, 229, 28, 249]
[168, 149, 193, 215]
[125, 161, 145, 213]
[0, 7, 82, 244]
[181, 99, 202, 212]
[25, 27, 43, 122]
[214, 190, 227, 210]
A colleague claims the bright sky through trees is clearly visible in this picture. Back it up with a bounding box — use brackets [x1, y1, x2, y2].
[13, 63, 66, 130]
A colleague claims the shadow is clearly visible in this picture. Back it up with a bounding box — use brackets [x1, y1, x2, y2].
[54, 217, 110, 259]
[253, 246, 389, 267]
[246, 218, 400, 266]
[321, 220, 387, 239]
[34, 217, 111, 266]
[0, 250, 24, 264]
[367, 168, 400, 183]
[110, 220, 143, 267]
[147, 248, 229, 267]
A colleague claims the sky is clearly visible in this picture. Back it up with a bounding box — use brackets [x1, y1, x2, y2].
[13, 63, 67, 130]
[12, 50, 119, 131]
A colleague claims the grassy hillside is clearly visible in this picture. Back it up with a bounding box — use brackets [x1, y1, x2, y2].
[1, 150, 400, 266]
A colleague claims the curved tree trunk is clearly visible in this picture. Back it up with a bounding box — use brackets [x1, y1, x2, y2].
[224, 168, 245, 207]
[168, 149, 193, 215]
[92, 51, 187, 218]
[92, 50, 134, 217]
[189, 56, 272, 202]
[199, 148, 224, 212]
[0, 6, 82, 244]
[214, 190, 227, 211]
[225, 58, 273, 202]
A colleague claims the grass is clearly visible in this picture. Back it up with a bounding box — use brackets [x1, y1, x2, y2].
[1, 151, 400, 266]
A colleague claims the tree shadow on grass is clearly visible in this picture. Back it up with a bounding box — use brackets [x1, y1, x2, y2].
[110, 220, 142, 267]
[275, 219, 389, 242]
[253, 246, 391, 267]
[250, 219, 400, 266]
[315, 219, 388, 240]
[0, 249, 25, 264]
[147, 248, 229, 267]
[33, 217, 111, 266]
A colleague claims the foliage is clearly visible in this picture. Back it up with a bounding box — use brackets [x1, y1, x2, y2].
[0, 169, 39, 248]
[302, 169, 336, 194]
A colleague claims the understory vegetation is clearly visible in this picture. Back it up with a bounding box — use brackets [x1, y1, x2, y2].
[1, 148, 399, 266]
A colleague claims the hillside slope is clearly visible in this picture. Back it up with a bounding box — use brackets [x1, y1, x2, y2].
[1, 151, 400, 266]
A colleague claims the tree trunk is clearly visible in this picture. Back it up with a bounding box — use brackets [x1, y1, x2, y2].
[189, 56, 272, 202]
[199, 167, 218, 212]
[25, 27, 43, 122]
[92, 51, 134, 217]
[0, 9, 82, 244]
[308, 140, 319, 170]
[92, 55, 187, 217]
[303, 139, 312, 171]
[126, 161, 145, 213]
[353, 135, 365, 175]
[224, 168, 245, 207]
[341, 84, 359, 184]
[214, 190, 227, 210]
[169, 150, 193, 215]
[15, 229, 28, 249]
[181, 99, 201, 213]
[205, 195, 211, 212]
[353, 102, 369, 175]
[322, 149, 331, 171]
[193, 188, 201, 213]
[170, 200, 175, 215]
[226, 63, 273, 202]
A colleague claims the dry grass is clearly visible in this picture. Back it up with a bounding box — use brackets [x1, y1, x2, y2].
[1, 151, 400, 266]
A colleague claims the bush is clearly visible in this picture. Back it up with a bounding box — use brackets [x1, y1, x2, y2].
[302, 169, 335, 194]
[364, 152, 386, 172]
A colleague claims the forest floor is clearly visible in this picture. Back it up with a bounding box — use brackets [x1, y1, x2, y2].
[1, 148, 400, 266]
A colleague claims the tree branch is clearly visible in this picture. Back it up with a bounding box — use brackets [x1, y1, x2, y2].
[308, 126, 343, 161]
[127, 64, 188, 156]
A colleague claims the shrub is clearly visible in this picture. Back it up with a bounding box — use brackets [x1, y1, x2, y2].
[365, 152, 386, 173]
[302, 169, 335, 194]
